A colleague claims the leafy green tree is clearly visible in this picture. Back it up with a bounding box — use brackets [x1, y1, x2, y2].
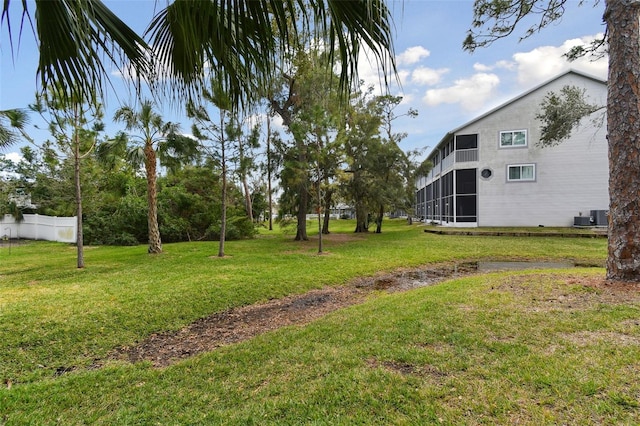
[341, 87, 382, 233]
[464, 0, 640, 281]
[113, 100, 187, 254]
[31, 86, 104, 268]
[250, 182, 269, 225]
[4, 145, 65, 216]
[158, 163, 255, 243]
[300, 102, 343, 252]
[188, 81, 252, 257]
[283, 56, 344, 250]
[269, 49, 343, 241]
[268, 57, 310, 241]
[0, 145, 65, 221]
[370, 95, 417, 233]
[317, 127, 344, 236]
[89, 139, 149, 245]
[235, 123, 261, 223]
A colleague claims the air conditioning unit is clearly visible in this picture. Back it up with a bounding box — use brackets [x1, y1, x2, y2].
[590, 210, 608, 226]
[574, 216, 592, 226]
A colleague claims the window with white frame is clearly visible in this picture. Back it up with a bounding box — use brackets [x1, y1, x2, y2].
[507, 164, 535, 182]
[500, 130, 527, 147]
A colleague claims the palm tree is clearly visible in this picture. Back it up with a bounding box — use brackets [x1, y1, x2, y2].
[113, 100, 181, 254]
[2, 0, 395, 108]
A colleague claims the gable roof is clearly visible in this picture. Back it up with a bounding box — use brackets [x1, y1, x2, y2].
[429, 69, 607, 158]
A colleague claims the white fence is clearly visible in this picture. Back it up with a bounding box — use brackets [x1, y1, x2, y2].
[0, 214, 77, 243]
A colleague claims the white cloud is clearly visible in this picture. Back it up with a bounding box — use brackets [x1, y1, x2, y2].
[396, 46, 430, 66]
[355, 46, 401, 95]
[423, 73, 500, 111]
[399, 93, 415, 106]
[513, 34, 608, 85]
[473, 60, 516, 72]
[473, 63, 492, 72]
[4, 152, 23, 164]
[269, 114, 286, 135]
[496, 60, 517, 71]
[411, 66, 449, 86]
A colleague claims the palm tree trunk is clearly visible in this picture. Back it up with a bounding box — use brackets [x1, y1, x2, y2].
[145, 142, 162, 254]
[605, 0, 640, 281]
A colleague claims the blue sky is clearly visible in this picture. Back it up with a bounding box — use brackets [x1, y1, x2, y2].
[1, 0, 608, 164]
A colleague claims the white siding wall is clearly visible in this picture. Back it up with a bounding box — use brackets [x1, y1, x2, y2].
[456, 73, 608, 226]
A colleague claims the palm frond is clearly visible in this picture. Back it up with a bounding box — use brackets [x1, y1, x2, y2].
[0, 108, 30, 149]
[322, 0, 396, 91]
[33, 0, 150, 104]
[127, 146, 146, 167]
[5, 0, 394, 111]
[95, 131, 128, 169]
[147, 0, 395, 108]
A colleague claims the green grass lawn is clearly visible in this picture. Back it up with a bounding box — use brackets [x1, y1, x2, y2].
[2, 220, 638, 424]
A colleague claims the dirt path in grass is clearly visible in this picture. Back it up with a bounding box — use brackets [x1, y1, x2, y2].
[108, 261, 639, 369]
[109, 263, 477, 368]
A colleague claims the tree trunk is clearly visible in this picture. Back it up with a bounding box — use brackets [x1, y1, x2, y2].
[238, 135, 254, 223]
[295, 184, 309, 240]
[267, 118, 273, 231]
[375, 204, 384, 233]
[74, 135, 84, 269]
[322, 183, 332, 234]
[354, 198, 368, 233]
[144, 141, 162, 254]
[219, 138, 227, 257]
[316, 159, 323, 253]
[294, 143, 309, 240]
[317, 206, 323, 254]
[605, 0, 640, 281]
[242, 177, 253, 222]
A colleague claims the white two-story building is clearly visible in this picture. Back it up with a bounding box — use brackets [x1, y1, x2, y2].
[415, 69, 608, 227]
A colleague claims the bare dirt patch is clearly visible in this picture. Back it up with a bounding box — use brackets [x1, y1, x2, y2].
[366, 358, 448, 381]
[560, 330, 640, 347]
[108, 263, 475, 368]
[111, 286, 369, 367]
[106, 266, 640, 369]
